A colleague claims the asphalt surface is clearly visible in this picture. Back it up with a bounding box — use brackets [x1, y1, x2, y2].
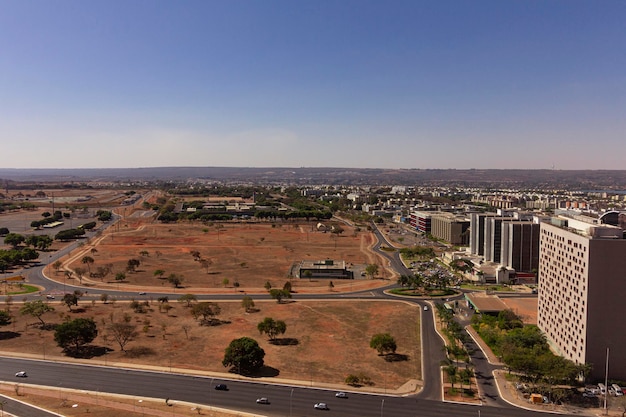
[0, 356, 576, 417]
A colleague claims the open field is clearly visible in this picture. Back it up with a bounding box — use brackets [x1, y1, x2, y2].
[2, 299, 421, 390]
[61, 221, 390, 291]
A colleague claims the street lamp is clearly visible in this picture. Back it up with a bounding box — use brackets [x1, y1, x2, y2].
[290, 388, 294, 417]
[208, 378, 214, 412]
[604, 347, 610, 415]
[380, 399, 384, 417]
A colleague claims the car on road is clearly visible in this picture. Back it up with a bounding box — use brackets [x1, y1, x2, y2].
[46, 294, 55, 299]
[138, 292, 147, 295]
[256, 397, 270, 404]
[214, 384, 228, 391]
[423, 305, 428, 311]
[15, 371, 27, 377]
[314, 402, 329, 410]
[335, 392, 348, 398]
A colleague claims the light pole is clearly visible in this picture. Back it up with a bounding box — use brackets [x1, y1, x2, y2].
[604, 347, 610, 415]
[290, 388, 294, 417]
[208, 377, 214, 411]
[380, 399, 384, 417]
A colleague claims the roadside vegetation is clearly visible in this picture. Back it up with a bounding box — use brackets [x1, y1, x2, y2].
[472, 309, 591, 404]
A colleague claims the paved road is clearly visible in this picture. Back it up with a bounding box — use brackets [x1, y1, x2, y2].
[0, 393, 61, 417]
[0, 357, 575, 417]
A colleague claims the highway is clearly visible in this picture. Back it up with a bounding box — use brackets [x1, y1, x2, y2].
[0, 356, 569, 417]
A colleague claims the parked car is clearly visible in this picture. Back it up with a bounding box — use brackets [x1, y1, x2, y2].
[314, 402, 329, 410]
[612, 384, 624, 396]
[15, 371, 27, 377]
[335, 392, 348, 398]
[256, 398, 270, 404]
[214, 384, 228, 391]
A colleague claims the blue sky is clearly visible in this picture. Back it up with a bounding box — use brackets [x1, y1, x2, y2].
[1, 0, 624, 170]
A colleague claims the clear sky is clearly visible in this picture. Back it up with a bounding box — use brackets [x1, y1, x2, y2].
[1, 0, 624, 170]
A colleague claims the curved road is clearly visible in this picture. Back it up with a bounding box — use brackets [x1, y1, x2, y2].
[5, 220, 564, 416]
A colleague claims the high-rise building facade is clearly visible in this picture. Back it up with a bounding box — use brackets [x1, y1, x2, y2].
[538, 219, 626, 380]
[501, 221, 541, 273]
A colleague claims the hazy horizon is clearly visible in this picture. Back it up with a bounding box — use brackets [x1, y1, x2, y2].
[2, 1, 624, 170]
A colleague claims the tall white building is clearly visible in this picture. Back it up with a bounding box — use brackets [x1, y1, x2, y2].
[538, 217, 626, 380]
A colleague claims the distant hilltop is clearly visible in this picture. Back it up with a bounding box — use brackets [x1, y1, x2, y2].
[1, 167, 626, 190]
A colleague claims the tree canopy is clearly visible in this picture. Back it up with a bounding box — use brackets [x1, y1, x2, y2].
[257, 317, 287, 340]
[222, 337, 265, 374]
[54, 318, 98, 354]
[191, 302, 221, 325]
[20, 300, 55, 327]
[370, 333, 397, 355]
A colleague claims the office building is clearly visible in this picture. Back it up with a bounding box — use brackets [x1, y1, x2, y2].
[538, 217, 626, 380]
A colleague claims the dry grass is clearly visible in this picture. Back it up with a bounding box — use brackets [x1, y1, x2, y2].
[61, 221, 387, 291]
[3, 299, 421, 390]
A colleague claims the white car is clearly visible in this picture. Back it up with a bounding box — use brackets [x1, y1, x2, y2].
[15, 371, 27, 377]
[256, 397, 270, 404]
[314, 402, 329, 410]
[335, 391, 348, 398]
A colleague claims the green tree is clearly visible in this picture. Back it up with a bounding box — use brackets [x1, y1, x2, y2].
[269, 288, 291, 304]
[264, 281, 272, 291]
[241, 296, 255, 313]
[62, 292, 80, 311]
[370, 333, 397, 355]
[126, 258, 140, 273]
[20, 300, 54, 327]
[81, 256, 95, 275]
[178, 293, 197, 307]
[153, 269, 165, 279]
[115, 272, 126, 282]
[191, 302, 221, 325]
[257, 317, 287, 341]
[54, 318, 98, 354]
[167, 273, 184, 288]
[222, 337, 265, 374]
[365, 264, 379, 279]
[4, 233, 25, 248]
[0, 310, 12, 326]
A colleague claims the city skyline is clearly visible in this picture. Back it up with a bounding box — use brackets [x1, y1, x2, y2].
[1, 0, 624, 170]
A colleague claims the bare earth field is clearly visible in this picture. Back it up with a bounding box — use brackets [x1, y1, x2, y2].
[62, 221, 389, 292]
[2, 299, 421, 390]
